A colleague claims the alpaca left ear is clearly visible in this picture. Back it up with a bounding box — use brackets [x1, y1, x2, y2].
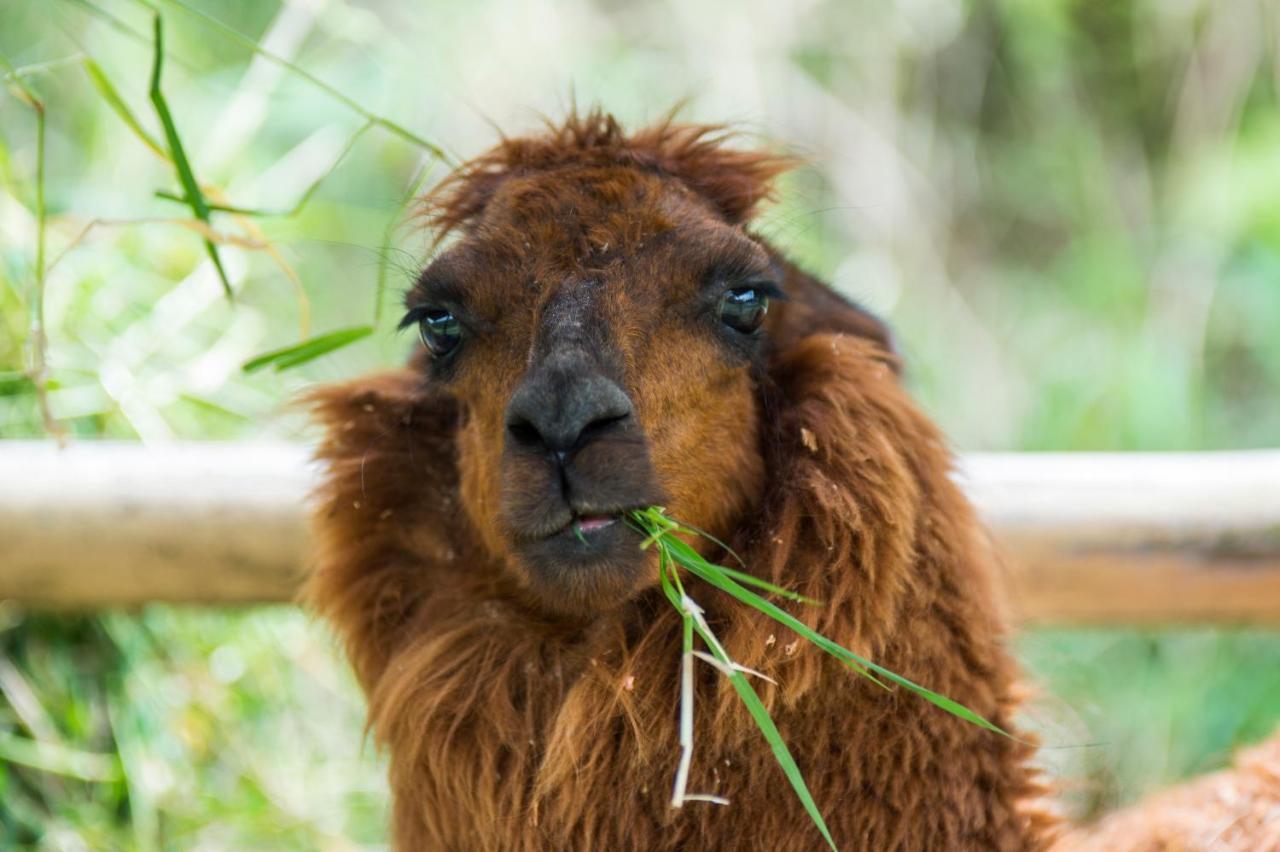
[761, 243, 898, 369]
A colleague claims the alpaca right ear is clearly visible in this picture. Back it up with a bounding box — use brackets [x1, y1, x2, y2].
[762, 244, 898, 369]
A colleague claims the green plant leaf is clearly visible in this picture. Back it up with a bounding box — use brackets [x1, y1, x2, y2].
[82, 57, 165, 157]
[242, 326, 374, 373]
[153, 0, 450, 161]
[643, 524, 887, 685]
[147, 15, 231, 299]
[0, 371, 33, 396]
[153, 119, 374, 219]
[0, 732, 120, 782]
[663, 529, 1006, 735]
[656, 566, 837, 851]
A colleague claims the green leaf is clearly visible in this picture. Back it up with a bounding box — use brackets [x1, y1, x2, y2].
[242, 326, 374, 373]
[653, 535, 837, 849]
[154, 190, 272, 217]
[681, 544, 1007, 735]
[664, 577, 838, 851]
[648, 528, 887, 687]
[695, 562, 819, 605]
[627, 512, 816, 603]
[0, 732, 119, 783]
[82, 57, 165, 157]
[632, 508, 1012, 733]
[0, 371, 33, 396]
[153, 119, 374, 219]
[148, 15, 231, 299]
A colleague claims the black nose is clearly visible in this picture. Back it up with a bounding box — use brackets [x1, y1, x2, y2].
[505, 363, 634, 456]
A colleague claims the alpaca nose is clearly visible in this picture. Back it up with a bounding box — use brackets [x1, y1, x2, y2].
[505, 368, 634, 456]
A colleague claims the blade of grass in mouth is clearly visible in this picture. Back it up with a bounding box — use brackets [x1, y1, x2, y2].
[628, 506, 1013, 851]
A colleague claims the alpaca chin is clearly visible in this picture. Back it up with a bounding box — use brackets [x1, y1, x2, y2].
[510, 518, 653, 616]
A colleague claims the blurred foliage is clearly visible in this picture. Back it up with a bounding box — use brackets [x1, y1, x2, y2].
[0, 607, 385, 849]
[1, 0, 1278, 845]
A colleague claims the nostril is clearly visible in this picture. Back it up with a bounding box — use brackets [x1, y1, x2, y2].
[504, 369, 634, 455]
[506, 417, 544, 450]
[575, 411, 631, 447]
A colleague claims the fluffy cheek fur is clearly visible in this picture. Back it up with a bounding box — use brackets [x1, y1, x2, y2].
[633, 363, 764, 546]
[456, 410, 509, 563]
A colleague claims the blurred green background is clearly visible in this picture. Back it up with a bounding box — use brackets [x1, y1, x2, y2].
[2, 0, 1278, 847]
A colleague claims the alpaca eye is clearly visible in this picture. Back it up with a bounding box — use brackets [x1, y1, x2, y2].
[418, 309, 462, 356]
[717, 287, 769, 334]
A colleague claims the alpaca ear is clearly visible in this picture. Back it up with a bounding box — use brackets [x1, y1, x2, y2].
[761, 243, 898, 368]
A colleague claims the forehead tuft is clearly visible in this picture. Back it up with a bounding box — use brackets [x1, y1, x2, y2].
[422, 109, 795, 242]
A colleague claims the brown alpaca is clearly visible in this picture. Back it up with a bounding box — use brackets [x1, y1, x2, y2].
[306, 111, 1057, 850]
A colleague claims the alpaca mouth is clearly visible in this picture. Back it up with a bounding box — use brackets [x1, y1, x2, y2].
[554, 511, 622, 539]
[508, 501, 651, 610]
[511, 506, 636, 545]
[512, 497, 650, 542]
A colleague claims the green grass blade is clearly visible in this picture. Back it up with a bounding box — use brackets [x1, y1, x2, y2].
[631, 509, 810, 599]
[655, 548, 836, 848]
[144, 0, 450, 162]
[154, 191, 273, 216]
[242, 326, 374, 373]
[1, 50, 62, 438]
[155, 120, 375, 219]
[660, 516, 747, 568]
[685, 598, 838, 851]
[0, 732, 119, 783]
[680, 552, 1008, 735]
[147, 15, 232, 299]
[699, 562, 819, 604]
[649, 530, 888, 688]
[82, 57, 166, 157]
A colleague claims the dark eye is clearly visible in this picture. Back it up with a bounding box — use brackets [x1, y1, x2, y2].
[717, 286, 769, 334]
[418, 309, 462, 356]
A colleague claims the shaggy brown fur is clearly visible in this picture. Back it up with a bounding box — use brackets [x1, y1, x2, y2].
[307, 111, 1057, 850]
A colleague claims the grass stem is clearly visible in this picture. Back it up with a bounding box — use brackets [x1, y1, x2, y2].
[1, 52, 63, 442]
[632, 505, 1013, 851]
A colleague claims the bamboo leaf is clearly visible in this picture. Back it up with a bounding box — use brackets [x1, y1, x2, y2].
[148, 0, 450, 161]
[677, 541, 1007, 735]
[0, 372, 35, 397]
[652, 533, 837, 848]
[698, 562, 819, 605]
[0, 732, 119, 783]
[82, 57, 166, 157]
[681, 590, 838, 851]
[633, 507, 1014, 736]
[154, 191, 273, 216]
[242, 326, 374, 373]
[153, 119, 374, 219]
[147, 15, 232, 298]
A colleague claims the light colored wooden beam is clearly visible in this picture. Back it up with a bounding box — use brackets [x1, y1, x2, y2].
[2, 442, 1278, 623]
[0, 442, 309, 606]
[957, 452, 1280, 624]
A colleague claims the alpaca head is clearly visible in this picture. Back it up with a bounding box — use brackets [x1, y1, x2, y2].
[402, 111, 892, 618]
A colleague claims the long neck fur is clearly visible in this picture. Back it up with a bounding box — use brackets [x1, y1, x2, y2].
[308, 334, 1054, 851]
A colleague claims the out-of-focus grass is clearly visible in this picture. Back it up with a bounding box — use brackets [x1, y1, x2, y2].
[1019, 629, 1280, 820]
[1, 0, 1278, 845]
[0, 606, 386, 849]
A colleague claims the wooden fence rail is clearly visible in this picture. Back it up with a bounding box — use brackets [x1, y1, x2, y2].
[2, 442, 1279, 624]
